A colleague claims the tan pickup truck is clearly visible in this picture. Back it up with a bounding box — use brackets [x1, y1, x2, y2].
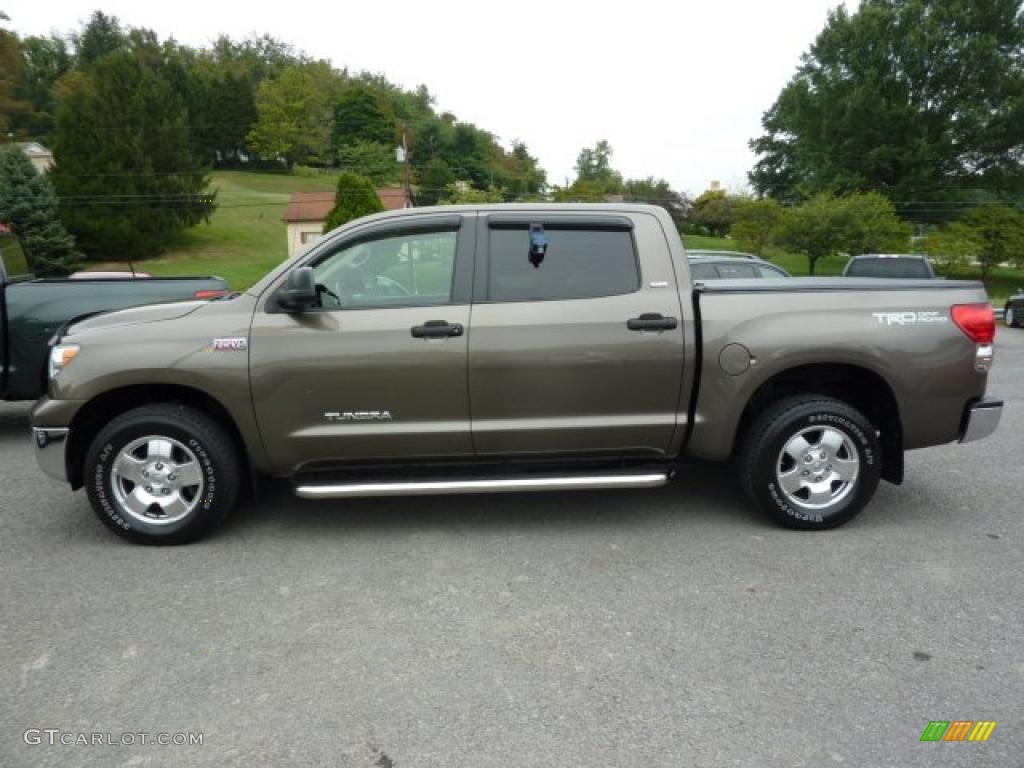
[31, 204, 1002, 543]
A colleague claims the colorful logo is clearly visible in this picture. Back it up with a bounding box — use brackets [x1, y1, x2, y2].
[920, 721, 997, 742]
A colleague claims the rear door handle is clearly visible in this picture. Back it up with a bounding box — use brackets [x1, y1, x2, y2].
[411, 320, 464, 339]
[627, 313, 678, 332]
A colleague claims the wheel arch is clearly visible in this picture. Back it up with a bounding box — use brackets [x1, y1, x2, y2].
[733, 362, 904, 485]
[66, 384, 253, 491]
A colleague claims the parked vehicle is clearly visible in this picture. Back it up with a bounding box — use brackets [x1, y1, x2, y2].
[687, 250, 790, 280]
[843, 254, 937, 278]
[1005, 289, 1024, 328]
[31, 204, 1002, 543]
[0, 229, 229, 401]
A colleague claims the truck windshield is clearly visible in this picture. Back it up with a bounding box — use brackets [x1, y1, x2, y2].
[846, 257, 932, 278]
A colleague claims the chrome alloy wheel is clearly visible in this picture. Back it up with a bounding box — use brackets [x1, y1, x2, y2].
[111, 436, 204, 524]
[775, 426, 860, 511]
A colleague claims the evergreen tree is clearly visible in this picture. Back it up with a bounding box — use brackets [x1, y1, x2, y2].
[323, 172, 383, 232]
[51, 51, 214, 260]
[0, 146, 78, 275]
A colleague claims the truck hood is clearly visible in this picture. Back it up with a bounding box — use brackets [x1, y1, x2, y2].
[67, 300, 206, 336]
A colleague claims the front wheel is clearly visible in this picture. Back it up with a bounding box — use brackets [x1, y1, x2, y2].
[739, 396, 882, 530]
[84, 404, 242, 544]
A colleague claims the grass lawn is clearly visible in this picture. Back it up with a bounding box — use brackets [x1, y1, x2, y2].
[96, 170, 339, 289]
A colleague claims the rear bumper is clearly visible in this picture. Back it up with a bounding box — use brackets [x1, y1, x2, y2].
[33, 427, 69, 482]
[959, 397, 1003, 443]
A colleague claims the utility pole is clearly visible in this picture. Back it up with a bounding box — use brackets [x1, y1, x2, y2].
[399, 127, 414, 207]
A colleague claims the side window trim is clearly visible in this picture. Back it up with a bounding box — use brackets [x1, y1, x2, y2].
[474, 215, 642, 304]
[268, 214, 475, 313]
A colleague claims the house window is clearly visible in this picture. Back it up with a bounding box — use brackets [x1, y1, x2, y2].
[300, 231, 322, 245]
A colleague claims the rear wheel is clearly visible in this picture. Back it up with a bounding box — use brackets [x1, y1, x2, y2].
[739, 396, 882, 530]
[84, 404, 241, 544]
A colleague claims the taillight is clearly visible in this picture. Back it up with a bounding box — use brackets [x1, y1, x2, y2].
[951, 303, 995, 344]
[194, 289, 228, 300]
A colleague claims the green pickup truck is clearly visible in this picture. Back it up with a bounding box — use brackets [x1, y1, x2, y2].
[0, 229, 228, 400]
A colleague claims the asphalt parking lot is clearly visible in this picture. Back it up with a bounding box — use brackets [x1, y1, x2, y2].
[1, 331, 1021, 768]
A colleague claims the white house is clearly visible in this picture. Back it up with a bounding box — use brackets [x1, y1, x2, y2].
[282, 186, 415, 259]
[17, 142, 55, 174]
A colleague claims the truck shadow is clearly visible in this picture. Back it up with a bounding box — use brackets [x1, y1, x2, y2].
[0, 403, 31, 440]
[219, 460, 767, 538]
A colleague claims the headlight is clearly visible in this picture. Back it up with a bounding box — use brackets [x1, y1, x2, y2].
[49, 344, 80, 379]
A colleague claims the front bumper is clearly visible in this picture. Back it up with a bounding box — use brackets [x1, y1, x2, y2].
[959, 397, 1003, 443]
[33, 427, 69, 482]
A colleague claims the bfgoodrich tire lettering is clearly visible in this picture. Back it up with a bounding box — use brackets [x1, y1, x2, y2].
[84, 404, 241, 544]
[739, 396, 882, 530]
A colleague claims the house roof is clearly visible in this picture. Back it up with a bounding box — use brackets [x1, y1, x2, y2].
[282, 186, 413, 223]
[377, 186, 413, 211]
[281, 191, 335, 223]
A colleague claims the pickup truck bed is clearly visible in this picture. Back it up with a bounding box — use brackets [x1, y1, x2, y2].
[28, 204, 1002, 544]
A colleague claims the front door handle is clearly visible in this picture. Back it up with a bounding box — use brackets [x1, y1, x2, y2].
[627, 313, 678, 332]
[411, 320, 464, 339]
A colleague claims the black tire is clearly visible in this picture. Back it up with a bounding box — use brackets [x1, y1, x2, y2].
[738, 396, 882, 530]
[84, 404, 242, 544]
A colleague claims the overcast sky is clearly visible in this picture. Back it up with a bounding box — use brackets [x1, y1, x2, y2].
[5, 0, 853, 195]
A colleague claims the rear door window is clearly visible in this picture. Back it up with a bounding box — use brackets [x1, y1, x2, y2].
[487, 227, 639, 302]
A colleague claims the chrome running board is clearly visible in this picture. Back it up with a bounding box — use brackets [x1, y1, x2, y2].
[295, 472, 669, 499]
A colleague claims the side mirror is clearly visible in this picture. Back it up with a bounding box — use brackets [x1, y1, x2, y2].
[276, 266, 319, 312]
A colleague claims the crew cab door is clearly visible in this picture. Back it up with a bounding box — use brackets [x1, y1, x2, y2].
[249, 214, 475, 473]
[468, 212, 685, 456]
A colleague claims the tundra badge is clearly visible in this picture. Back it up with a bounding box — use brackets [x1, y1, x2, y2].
[325, 411, 393, 423]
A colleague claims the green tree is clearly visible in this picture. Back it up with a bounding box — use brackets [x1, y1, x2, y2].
[414, 156, 454, 206]
[336, 140, 400, 185]
[440, 181, 504, 204]
[574, 140, 621, 188]
[15, 34, 71, 139]
[323, 172, 384, 231]
[623, 177, 690, 229]
[0, 12, 30, 138]
[956, 205, 1024, 278]
[247, 65, 335, 165]
[922, 222, 984, 272]
[750, 0, 1024, 217]
[691, 189, 740, 237]
[731, 198, 785, 256]
[333, 82, 396, 147]
[73, 10, 126, 68]
[777, 192, 911, 274]
[51, 52, 214, 261]
[0, 146, 78, 275]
